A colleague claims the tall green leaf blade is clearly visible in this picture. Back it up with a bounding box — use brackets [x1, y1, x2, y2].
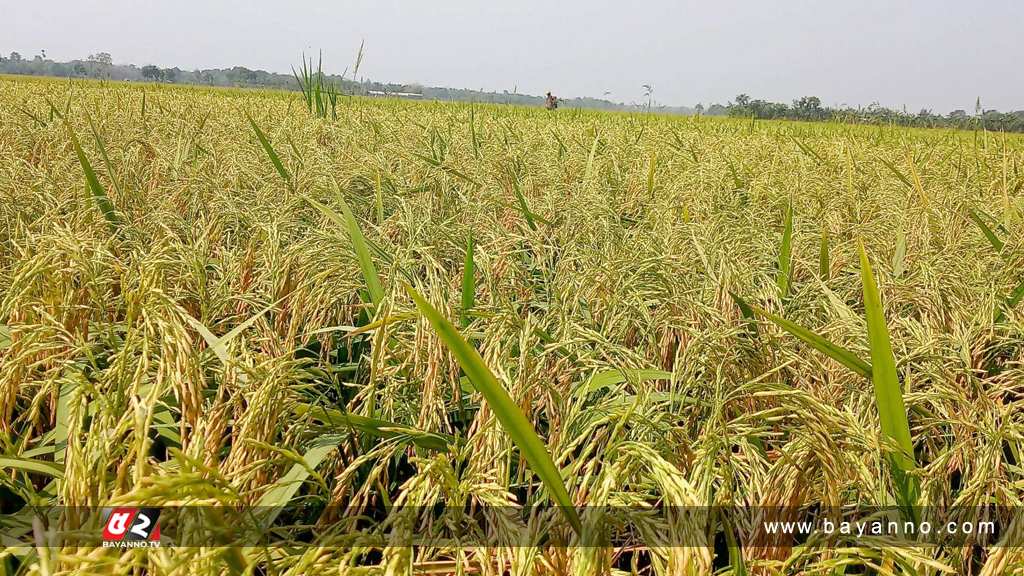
[461, 234, 475, 328]
[968, 209, 1005, 255]
[54, 380, 77, 464]
[67, 121, 123, 232]
[584, 134, 599, 182]
[247, 113, 292, 186]
[0, 457, 65, 479]
[374, 170, 385, 224]
[181, 313, 231, 367]
[858, 241, 919, 521]
[878, 156, 914, 189]
[723, 517, 748, 576]
[510, 175, 538, 231]
[892, 229, 907, 278]
[292, 67, 309, 110]
[994, 276, 1024, 324]
[777, 202, 794, 299]
[751, 305, 873, 379]
[293, 404, 454, 451]
[405, 284, 582, 534]
[352, 39, 365, 78]
[255, 434, 342, 527]
[793, 137, 826, 165]
[729, 292, 759, 338]
[181, 300, 279, 367]
[646, 151, 657, 197]
[85, 113, 125, 198]
[819, 228, 830, 279]
[306, 187, 385, 309]
[579, 368, 673, 396]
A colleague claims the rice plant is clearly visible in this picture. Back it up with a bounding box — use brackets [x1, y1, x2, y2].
[1, 74, 1023, 575]
[292, 52, 342, 120]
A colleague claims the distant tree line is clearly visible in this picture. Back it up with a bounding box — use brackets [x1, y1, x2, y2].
[2, 52, 1020, 131]
[723, 93, 1024, 133]
[0, 52, 305, 91]
[0, 52, 691, 114]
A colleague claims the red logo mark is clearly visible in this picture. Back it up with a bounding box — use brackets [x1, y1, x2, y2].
[102, 508, 161, 546]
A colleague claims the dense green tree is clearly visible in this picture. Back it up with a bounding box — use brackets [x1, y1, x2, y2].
[141, 65, 162, 81]
[88, 52, 113, 65]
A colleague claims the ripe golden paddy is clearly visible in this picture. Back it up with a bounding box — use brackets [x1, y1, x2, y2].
[1, 75, 1023, 574]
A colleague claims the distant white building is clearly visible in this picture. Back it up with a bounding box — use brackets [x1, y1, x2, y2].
[367, 90, 422, 99]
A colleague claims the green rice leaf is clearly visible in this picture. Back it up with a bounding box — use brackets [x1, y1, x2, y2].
[181, 313, 230, 366]
[892, 229, 907, 278]
[461, 234, 475, 328]
[152, 408, 182, 446]
[724, 517, 748, 576]
[729, 291, 759, 338]
[352, 40, 365, 78]
[293, 404, 454, 451]
[374, 170, 385, 224]
[751, 304, 873, 379]
[181, 300, 279, 367]
[646, 151, 657, 197]
[584, 134, 599, 182]
[217, 301, 280, 348]
[411, 151, 440, 167]
[968, 208, 1005, 255]
[247, 113, 292, 186]
[777, 201, 794, 299]
[579, 368, 673, 396]
[405, 283, 582, 534]
[819, 228, 830, 279]
[0, 457, 65, 479]
[54, 379, 77, 464]
[793, 137, 825, 165]
[994, 276, 1024, 324]
[510, 174, 538, 231]
[67, 120, 123, 232]
[255, 434, 343, 526]
[858, 241, 919, 521]
[85, 113, 125, 198]
[0, 324, 10, 350]
[878, 156, 914, 189]
[306, 186, 385, 310]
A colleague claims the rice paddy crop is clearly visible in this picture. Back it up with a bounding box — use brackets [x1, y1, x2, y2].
[2, 74, 1024, 575]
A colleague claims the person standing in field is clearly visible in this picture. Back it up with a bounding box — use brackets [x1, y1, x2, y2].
[545, 91, 559, 110]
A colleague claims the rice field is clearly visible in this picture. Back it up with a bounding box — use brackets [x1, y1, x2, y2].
[2, 74, 1024, 575]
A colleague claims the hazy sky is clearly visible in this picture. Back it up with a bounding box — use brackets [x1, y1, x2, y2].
[5, 0, 1023, 112]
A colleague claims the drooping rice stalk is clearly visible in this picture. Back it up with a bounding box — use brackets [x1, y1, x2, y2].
[743, 299, 872, 379]
[967, 208, 1023, 322]
[777, 201, 794, 299]
[306, 185, 386, 310]
[406, 284, 582, 535]
[736, 243, 921, 521]
[461, 234, 475, 328]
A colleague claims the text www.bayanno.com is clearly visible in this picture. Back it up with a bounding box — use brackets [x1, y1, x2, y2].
[763, 518, 996, 540]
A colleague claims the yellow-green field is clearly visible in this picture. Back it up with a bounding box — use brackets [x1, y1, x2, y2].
[2, 75, 1024, 575]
